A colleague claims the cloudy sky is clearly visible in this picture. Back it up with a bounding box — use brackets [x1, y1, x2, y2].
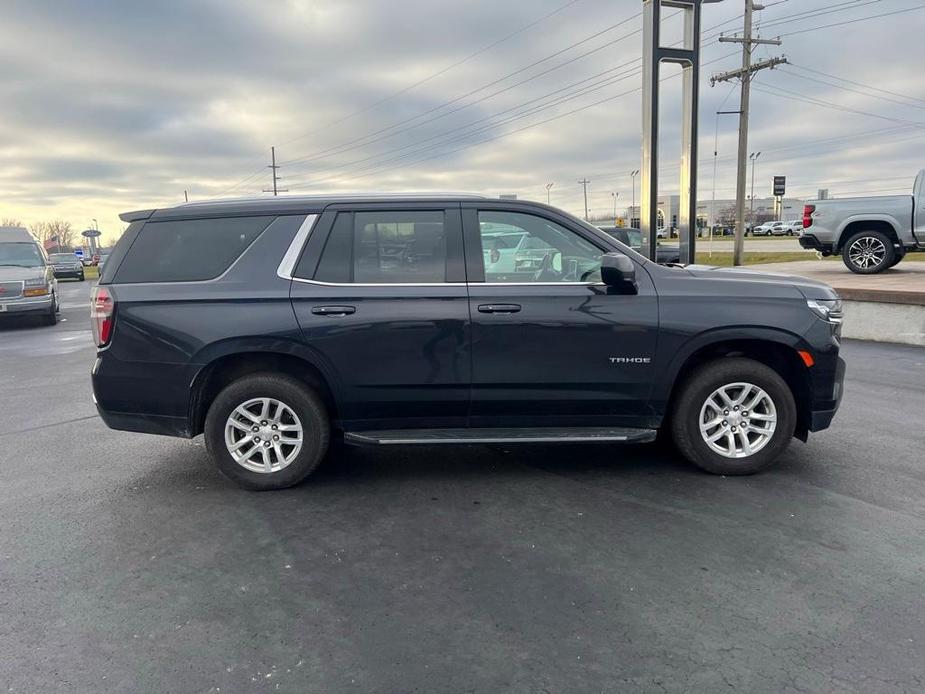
[1, 0, 924, 241]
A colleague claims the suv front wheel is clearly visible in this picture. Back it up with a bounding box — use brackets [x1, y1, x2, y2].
[204, 373, 329, 490]
[670, 358, 796, 475]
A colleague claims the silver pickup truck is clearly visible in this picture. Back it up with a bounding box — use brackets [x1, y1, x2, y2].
[799, 169, 925, 273]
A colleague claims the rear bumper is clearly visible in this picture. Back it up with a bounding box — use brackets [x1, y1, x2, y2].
[0, 295, 53, 314]
[798, 233, 834, 255]
[94, 405, 193, 438]
[91, 353, 198, 438]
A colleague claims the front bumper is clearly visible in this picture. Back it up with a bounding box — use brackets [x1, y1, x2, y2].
[53, 269, 83, 278]
[0, 294, 53, 315]
[808, 355, 846, 432]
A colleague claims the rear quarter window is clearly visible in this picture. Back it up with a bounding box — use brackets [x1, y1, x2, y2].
[113, 216, 274, 283]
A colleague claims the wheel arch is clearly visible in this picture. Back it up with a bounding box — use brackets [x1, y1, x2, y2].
[659, 331, 813, 440]
[835, 217, 901, 253]
[188, 340, 340, 437]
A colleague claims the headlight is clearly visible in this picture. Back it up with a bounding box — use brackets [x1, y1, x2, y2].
[807, 299, 843, 323]
[24, 276, 49, 287]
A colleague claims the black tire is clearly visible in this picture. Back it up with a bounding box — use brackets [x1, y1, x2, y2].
[669, 357, 796, 476]
[887, 251, 904, 269]
[841, 230, 895, 274]
[204, 373, 329, 490]
[79, 272, 85, 281]
[41, 296, 57, 326]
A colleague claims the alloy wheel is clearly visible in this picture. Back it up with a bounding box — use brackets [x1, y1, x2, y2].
[224, 397, 303, 473]
[699, 382, 777, 459]
[847, 236, 887, 270]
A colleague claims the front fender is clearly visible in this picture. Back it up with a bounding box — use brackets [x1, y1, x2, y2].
[651, 325, 809, 412]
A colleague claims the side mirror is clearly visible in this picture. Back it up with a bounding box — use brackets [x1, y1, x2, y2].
[600, 253, 637, 293]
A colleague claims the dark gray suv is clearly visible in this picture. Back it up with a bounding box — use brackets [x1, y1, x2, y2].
[91, 194, 845, 490]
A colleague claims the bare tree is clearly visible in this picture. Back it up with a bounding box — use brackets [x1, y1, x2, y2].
[48, 220, 75, 249]
[30, 220, 75, 249]
[2, 217, 24, 228]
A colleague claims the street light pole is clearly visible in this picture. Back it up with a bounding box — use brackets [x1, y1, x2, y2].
[611, 192, 619, 221]
[749, 151, 761, 230]
[545, 182, 554, 205]
[630, 170, 639, 226]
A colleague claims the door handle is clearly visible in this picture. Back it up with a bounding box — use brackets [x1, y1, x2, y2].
[311, 305, 356, 316]
[477, 303, 522, 314]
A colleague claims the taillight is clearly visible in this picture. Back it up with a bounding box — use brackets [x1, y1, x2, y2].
[802, 204, 815, 228]
[91, 286, 115, 347]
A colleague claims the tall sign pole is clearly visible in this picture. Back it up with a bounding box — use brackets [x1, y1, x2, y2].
[641, 0, 719, 264]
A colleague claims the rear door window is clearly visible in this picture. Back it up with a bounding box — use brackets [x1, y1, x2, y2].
[113, 216, 274, 283]
[310, 210, 448, 284]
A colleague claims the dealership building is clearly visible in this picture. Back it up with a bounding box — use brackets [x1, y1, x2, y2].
[624, 195, 806, 229]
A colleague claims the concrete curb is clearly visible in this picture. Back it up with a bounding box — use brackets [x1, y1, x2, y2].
[842, 300, 925, 346]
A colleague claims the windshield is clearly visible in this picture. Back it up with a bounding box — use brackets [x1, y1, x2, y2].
[49, 253, 77, 262]
[0, 242, 45, 267]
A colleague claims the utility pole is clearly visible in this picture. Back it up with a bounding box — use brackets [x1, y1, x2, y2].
[749, 151, 761, 229]
[545, 182, 554, 205]
[184, 190, 189, 202]
[264, 146, 288, 196]
[578, 178, 591, 221]
[630, 170, 639, 226]
[712, 1, 786, 265]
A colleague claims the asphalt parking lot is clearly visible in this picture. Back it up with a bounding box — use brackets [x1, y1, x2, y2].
[2, 280, 925, 693]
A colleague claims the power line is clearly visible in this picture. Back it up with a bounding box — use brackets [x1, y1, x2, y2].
[779, 67, 925, 112]
[787, 63, 925, 108]
[285, 52, 737, 191]
[280, 9, 746, 175]
[281, 12, 645, 168]
[752, 0, 884, 30]
[780, 3, 925, 37]
[278, 0, 586, 149]
[753, 82, 925, 129]
[221, 0, 901, 197]
[283, 59, 646, 186]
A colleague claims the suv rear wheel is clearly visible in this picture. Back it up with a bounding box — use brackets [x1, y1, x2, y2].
[204, 373, 329, 490]
[842, 230, 895, 274]
[670, 358, 796, 475]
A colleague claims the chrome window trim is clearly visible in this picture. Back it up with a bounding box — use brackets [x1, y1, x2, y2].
[290, 277, 603, 288]
[291, 277, 465, 287]
[276, 214, 318, 280]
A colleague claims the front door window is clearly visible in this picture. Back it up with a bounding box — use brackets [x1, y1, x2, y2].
[478, 211, 603, 283]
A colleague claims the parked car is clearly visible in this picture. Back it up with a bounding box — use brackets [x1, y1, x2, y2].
[800, 169, 925, 273]
[0, 226, 59, 325]
[48, 252, 86, 281]
[91, 194, 845, 490]
[598, 226, 681, 264]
